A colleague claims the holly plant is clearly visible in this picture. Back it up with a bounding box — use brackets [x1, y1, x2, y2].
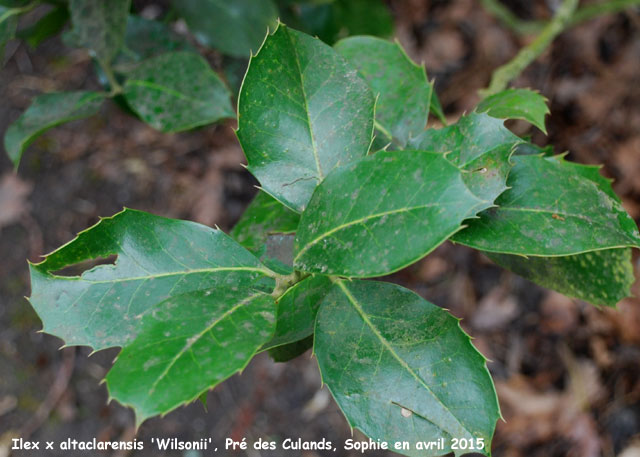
[26, 24, 639, 456]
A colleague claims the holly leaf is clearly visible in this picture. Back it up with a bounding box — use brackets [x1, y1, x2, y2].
[231, 191, 300, 252]
[335, 36, 433, 147]
[28, 208, 275, 350]
[17, 6, 69, 49]
[294, 150, 495, 277]
[475, 157, 635, 307]
[237, 23, 375, 212]
[4, 91, 106, 168]
[106, 288, 275, 424]
[123, 52, 234, 133]
[408, 112, 522, 167]
[315, 279, 499, 457]
[476, 88, 549, 133]
[173, 0, 278, 58]
[112, 15, 195, 74]
[262, 275, 332, 350]
[0, 6, 19, 63]
[486, 249, 634, 307]
[68, 0, 130, 64]
[452, 154, 640, 256]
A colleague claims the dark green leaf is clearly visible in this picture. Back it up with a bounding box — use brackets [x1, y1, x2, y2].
[315, 279, 498, 457]
[479, 157, 634, 307]
[237, 24, 375, 212]
[4, 91, 105, 168]
[106, 288, 275, 424]
[297, 0, 392, 44]
[335, 36, 433, 147]
[28, 208, 275, 350]
[294, 150, 495, 277]
[112, 15, 194, 74]
[263, 275, 332, 350]
[231, 191, 300, 252]
[17, 6, 69, 49]
[261, 233, 296, 275]
[68, 0, 130, 64]
[429, 89, 447, 125]
[0, 6, 19, 62]
[173, 0, 278, 58]
[267, 335, 313, 362]
[123, 52, 234, 133]
[487, 248, 634, 307]
[453, 155, 640, 255]
[409, 112, 522, 167]
[476, 88, 549, 133]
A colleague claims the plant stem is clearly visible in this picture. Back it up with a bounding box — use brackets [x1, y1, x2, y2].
[481, 0, 579, 98]
[271, 270, 310, 300]
[0, 1, 39, 24]
[99, 59, 123, 96]
[482, 0, 640, 36]
[569, 0, 640, 25]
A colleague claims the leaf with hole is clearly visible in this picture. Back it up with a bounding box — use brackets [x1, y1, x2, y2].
[315, 279, 498, 457]
[237, 23, 375, 212]
[28, 208, 275, 351]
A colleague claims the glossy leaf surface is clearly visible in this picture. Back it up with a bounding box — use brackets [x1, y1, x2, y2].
[231, 191, 300, 252]
[106, 289, 275, 423]
[68, 0, 130, 64]
[335, 36, 432, 147]
[237, 24, 375, 212]
[29, 209, 275, 350]
[476, 88, 549, 133]
[4, 91, 105, 168]
[315, 280, 498, 457]
[294, 150, 493, 277]
[453, 155, 640, 255]
[174, 0, 278, 58]
[123, 52, 234, 132]
[409, 112, 522, 167]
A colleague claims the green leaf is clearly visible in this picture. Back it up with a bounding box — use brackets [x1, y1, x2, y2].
[315, 279, 498, 457]
[237, 24, 375, 212]
[453, 154, 640, 255]
[267, 335, 313, 362]
[4, 91, 105, 168]
[335, 36, 433, 147]
[409, 112, 522, 167]
[68, 0, 130, 64]
[476, 88, 549, 133]
[294, 150, 496, 277]
[28, 208, 275, 351]
[17, 6, 69, 49]
[0, 6, 19, 62]
[112, 15, 195, 74]
[105, 288, 275, 424]
[123, 52, 234, 133]
[173, 0, 278, 58]
[486, 248, 634, 307]
[231, 191, 300, 252]
[263, 275, 332, 350]
[429, 90, 447, 125]
[478, 157, 635, 307]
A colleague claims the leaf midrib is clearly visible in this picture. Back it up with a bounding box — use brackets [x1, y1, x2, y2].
[148, 292, 264, 394]
[334, 280, 472, 438]
[294, 203, 439, 263]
